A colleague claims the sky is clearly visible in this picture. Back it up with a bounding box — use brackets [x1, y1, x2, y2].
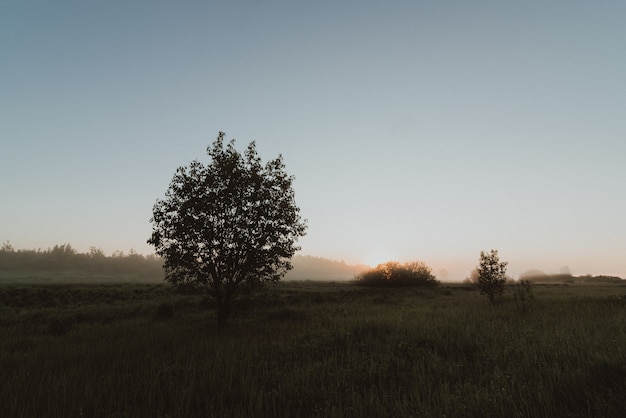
[2, 0, 625, 280]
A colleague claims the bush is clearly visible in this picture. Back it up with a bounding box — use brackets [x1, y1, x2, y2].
[354, 261, 439, 288]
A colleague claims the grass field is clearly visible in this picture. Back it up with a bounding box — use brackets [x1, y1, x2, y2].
[1, 279, 626, 417]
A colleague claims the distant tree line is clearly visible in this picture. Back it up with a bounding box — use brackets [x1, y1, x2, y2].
[464, 268, 623, 285]
[0, 242, 163, 280]
[519, 272, 623, 284]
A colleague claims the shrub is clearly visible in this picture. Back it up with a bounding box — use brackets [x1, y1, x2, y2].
[354, 261, 439, 288]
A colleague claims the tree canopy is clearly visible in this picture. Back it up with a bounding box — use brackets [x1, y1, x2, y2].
[148, 132, 307, 330]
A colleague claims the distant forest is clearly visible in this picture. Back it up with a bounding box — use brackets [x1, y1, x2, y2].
[0, 243, 163, 282]
[0, 243, 366, 282]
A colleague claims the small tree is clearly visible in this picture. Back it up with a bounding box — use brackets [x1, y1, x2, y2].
[476, 250, 508, 304]
[148, 132, 307, 331]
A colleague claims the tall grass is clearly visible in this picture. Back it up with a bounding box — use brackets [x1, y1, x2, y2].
[1, 282, 626, 417]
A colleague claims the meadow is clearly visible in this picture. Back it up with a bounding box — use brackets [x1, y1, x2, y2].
[1, 279, 626, 417]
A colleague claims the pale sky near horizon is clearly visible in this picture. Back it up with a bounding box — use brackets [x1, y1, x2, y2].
[2, 1, 625, 280]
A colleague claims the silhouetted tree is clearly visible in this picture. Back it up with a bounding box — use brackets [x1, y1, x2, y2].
[476, 250, 508, 304]
[148, 132, 307, 331]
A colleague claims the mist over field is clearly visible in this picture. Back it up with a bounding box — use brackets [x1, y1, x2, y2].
[1, 243, 622, 285]
[0, 243, 369, 283]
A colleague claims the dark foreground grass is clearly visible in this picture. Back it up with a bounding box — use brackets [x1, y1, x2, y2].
[1, 281, 626, 417]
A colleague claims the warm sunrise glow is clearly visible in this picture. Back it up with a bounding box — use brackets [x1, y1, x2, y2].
[363, 254, 394, 268]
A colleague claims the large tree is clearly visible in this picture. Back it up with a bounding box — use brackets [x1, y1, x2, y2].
[148, 132, 307, 330]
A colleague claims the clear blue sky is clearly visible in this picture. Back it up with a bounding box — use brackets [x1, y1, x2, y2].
[2, 1, 625, 280]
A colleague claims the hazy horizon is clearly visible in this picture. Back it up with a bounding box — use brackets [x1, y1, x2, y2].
[3, 1, 625, 280]
[1, 242, 620, 283]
